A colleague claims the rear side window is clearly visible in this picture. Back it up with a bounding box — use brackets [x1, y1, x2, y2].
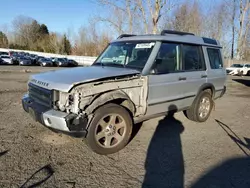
[182, 45, 205, 71]
[207, 48, 223, 69]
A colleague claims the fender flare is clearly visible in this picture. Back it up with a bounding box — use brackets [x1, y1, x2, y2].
[197, 83, 215, 98]
[84, 90, 136, 115]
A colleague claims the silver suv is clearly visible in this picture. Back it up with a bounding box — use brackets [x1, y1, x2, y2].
[22, 30, 226, 155]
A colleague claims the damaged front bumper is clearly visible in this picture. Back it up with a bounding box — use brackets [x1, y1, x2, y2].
[22, 94, 88, 137]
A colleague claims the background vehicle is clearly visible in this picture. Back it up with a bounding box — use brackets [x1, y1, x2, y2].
[0, 55, 14, 65]
[29, 54, 38, 65]
[0, 51, 9, 56]
[54, 58, 69, 66]
[22, 30, 227, 155]
[19, 56, 32, 66]
[226, 64, 250, 76]
[226, 64, 243, 74]
[38, 58, 53, 67]
[35, 56, 44, 65]
[68, 59, 78, 67]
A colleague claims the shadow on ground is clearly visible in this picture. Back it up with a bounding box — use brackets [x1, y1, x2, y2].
[20, 164, 54, 188]
[0, 150, 9, 157]
[215, 119, 250, 156]
[191, 120, 250, 188]
[233, 78, 250, 87]
[142, 105, 185, 188]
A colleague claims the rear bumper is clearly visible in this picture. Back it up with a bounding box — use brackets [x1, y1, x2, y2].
[22, 94, 88, 137]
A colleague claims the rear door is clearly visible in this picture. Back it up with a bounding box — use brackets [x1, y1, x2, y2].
[180, 44, 208, 108]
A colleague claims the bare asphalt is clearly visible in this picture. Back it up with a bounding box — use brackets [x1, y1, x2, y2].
[0, 65, 250, 188]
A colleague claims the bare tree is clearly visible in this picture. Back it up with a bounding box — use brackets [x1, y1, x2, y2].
[147, 0, 167, 34]
[231, 0, 236, 59]
[236, 0, 250, 59]
[171, 1, 202, 35]
[96, 0, 137, 34]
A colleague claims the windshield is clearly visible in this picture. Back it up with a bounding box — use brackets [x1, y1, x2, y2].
[58, 58, 66, 62]
[231, 64, 243, 68]
[94, 42, 155, 70]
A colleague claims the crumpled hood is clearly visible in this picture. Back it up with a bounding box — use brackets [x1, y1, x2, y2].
[29, 66, 140, 92]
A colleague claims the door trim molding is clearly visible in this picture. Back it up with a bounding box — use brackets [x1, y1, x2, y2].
[148, 94, 196, 106]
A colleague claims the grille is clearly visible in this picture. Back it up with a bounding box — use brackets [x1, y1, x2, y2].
[28, 83, 52, 107]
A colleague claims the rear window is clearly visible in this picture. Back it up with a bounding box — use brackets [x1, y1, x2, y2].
[207, 48, 223, 69]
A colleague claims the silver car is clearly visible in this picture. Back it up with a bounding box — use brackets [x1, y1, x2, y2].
[22, 30, 226, 155]
[0, 55, 13, 65]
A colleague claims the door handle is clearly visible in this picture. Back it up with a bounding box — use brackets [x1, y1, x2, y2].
[178, 77, 187, 81]
[201, 75, 207, 78]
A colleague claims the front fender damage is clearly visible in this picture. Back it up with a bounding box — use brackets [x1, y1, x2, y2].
[72, 75, 148, 117]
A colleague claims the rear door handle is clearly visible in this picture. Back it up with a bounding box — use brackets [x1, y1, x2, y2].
[201, 75, 207, 78]
[178, 77, 187, 81]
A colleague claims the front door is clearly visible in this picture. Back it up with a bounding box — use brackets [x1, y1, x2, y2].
[146, 42, 187, 115]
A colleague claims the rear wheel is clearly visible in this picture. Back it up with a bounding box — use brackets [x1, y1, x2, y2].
[247, 71, 250, 76]
[184, 90, 213, 122]
[86, 103, 133, 155]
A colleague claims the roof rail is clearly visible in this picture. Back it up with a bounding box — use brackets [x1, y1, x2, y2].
[161, 30, 195, 36]
[117, 34, 136, 39]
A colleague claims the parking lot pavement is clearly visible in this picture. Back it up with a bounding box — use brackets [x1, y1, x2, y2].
[0, 66, 250, 188]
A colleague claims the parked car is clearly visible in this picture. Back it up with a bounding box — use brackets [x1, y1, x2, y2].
[0, 51, 9, 56]
[35, 56, 44, 65]
[226, 64, 250, 76]
[38, 58, 53, 67]
[226, 64, 243, 74]
[29, 54, 38, 65]
[54, 58, 69, 67]
[68, 59, 78, 67]
[22, 30, 226, 155]
[0, 55, 14, 65]
[19, 56, 32, 66]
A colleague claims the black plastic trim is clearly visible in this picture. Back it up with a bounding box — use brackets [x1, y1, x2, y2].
[161, 30, 195, 36]
[148, 95, 196, 106]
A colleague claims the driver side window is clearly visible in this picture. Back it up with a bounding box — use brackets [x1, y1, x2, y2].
[151, 43, 181, 74]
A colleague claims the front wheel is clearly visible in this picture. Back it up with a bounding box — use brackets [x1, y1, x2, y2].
[184, 90, 213, 122]
[86, 103, 133, 155]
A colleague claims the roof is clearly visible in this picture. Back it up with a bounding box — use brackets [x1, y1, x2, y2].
[113, 30, 221, 48]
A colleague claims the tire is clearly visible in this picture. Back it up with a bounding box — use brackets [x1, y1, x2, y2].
[86, 103, 133, 155]
[247, 71, 250, 76]
[184, 90, 213, 122]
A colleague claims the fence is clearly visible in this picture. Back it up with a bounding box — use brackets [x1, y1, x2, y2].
[0, 48, 97, 66]
[1, 48, 250, 68]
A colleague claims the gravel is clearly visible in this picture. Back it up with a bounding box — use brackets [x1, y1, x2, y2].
[0, 66, 250, 188]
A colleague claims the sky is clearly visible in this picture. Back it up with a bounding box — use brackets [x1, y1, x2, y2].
[0, 0, 99, 34]
[0, 0, 225, 35]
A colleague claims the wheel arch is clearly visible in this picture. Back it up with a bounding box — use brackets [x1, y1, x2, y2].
[197, 83, 215, 99]
[84, 90, 136, 117]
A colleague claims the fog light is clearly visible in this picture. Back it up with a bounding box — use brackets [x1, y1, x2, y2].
[45, 118, 52, 125]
